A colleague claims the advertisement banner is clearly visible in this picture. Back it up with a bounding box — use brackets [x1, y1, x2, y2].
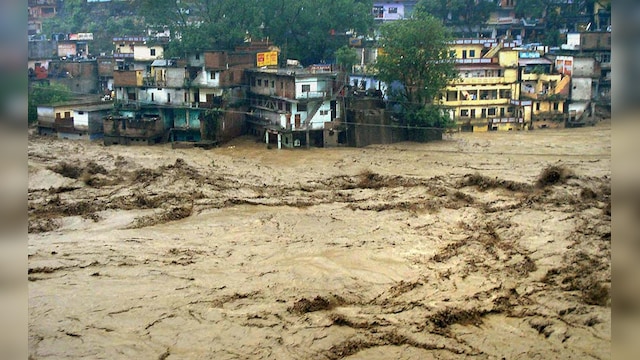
[257, 51, 278, 67]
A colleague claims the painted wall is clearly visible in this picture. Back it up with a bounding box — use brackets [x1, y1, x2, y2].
[295, 77, 331, 99]
[193, 69, 221, 88]
[73, 110, 89, 127]
[133, 45, 164, 61]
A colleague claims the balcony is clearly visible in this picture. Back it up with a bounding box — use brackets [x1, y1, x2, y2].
[520, 91, 567, 101]
[443, 98, 511, 107]
[455, 76, 507, 85]
[521, 73, 562, 82]
[113, 53, 134, 59]
[296, 90, 331, 100]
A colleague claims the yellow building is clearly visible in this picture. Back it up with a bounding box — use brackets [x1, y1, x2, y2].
[518, 56, 570, 129]
[442, 39, 524, 132]
[442, 39, 570, 132]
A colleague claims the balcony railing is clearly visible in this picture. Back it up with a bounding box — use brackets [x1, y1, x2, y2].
[520, 91, 567, 101]
[296, 90, 331, 100]
[455, 76, 506, 85]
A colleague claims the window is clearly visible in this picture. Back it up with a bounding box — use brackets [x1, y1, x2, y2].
[210, 72, 217, 80]
[469, 50, 476, 57]
[553, 102, 559, 111]
[150, 49, 156, 56]
[280, 81, 284, 89]
[488, 108, 496, 116]
[302, 84, 311, 92]
[298, 103, 307, 112]
[257, 79, 262, 86]
[195, 53, 200, 60]
[535, 102, 540, 111]
[151, 93, 154, 102]
[286, 103, 291, 112]
[388, 7, 398, 14]
[271, 80, 275, 88]
[460, 109, 469, 117]
[320, 110, 329, 115]
[167, 93, 171, 103]
[64, 111, 70, 118]
[470, 109, 476, 118]
[373, 6, 384, 18]
[462, 50, 467, 59]
[500, 107, 505, 117]
[78, 111, 84, 115]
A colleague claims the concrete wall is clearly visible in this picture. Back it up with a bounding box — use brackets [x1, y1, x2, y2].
[571, 77, 593, 101]
[29, 40, 57, 59]
[572, 57, 597, 77]
[165, 67, 187, 88]
[346, 99, 403, 147]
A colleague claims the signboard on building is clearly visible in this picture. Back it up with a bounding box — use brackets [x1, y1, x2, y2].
[57, 43, 76, 57]
[257, 51, 278, 67]
[69, 33, 94, 41]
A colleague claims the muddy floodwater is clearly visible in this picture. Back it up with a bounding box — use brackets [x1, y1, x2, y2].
[28, 121, 611, 359]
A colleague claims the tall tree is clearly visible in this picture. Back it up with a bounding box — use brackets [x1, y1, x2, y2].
[374, 12, 457, 128]
[260, 0, 373, 65]
[139, 0, 264, 55]
[416, 0, 496, 37]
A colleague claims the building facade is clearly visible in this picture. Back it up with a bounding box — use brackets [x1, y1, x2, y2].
[246, 67, 344, 148]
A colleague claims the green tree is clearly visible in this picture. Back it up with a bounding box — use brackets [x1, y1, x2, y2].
[374, 13, 456, 128]
[416, 0, 496, 37]
[335, 45, 358, 72]
[259, 0, 373, 65]
[139, 0, 264, 56]
[28, 83, 73, 123]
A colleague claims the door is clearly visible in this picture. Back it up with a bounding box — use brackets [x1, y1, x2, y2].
[294, 114, 301, 129]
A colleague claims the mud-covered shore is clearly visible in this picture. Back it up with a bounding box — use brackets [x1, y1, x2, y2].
[29, 122, 610, 359]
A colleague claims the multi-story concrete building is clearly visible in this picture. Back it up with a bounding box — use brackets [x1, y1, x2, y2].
[246, 66, 345, 148]
[112, 42, 271, 144]
[518, 52, 570, 129]
[559, 31, 611, 108]
[442, 39, 524, 132]
[442, 39, 570, 131]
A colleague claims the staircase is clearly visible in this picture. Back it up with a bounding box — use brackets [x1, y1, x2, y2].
[483, 41, 503, 59]
[554, 75, 571, 95]
[302, 101, 323, 130]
